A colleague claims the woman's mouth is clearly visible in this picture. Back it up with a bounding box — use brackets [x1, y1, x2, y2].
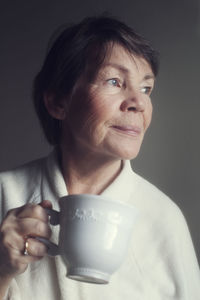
[111, 125, 142, 137]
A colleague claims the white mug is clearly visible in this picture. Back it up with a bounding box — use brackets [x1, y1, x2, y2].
[39, 194, 138, 284]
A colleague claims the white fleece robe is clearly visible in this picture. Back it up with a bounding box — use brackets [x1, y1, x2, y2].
[0, 151, 200, 300]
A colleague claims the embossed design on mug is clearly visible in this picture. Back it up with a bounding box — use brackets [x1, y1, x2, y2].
[66, 208, 130, 226]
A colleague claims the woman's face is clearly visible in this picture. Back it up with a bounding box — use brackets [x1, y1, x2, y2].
[63, 43, 155, 161]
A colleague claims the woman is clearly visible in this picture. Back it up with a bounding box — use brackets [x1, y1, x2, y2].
[0, 16, 199, 300]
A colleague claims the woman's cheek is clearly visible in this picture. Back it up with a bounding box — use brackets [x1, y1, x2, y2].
[144, 103, 153, 131]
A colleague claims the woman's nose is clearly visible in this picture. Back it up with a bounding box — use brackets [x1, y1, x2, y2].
[120, 89, 145, 112]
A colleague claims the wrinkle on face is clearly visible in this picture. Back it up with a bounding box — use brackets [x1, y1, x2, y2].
[61, 43, 154, 160]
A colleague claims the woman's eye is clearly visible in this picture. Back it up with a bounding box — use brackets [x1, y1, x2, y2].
[141, 86, 152, 95]
[107, 78, 120, 87]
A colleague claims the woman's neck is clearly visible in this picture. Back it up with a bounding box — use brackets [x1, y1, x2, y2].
[58, 145, 122, 195]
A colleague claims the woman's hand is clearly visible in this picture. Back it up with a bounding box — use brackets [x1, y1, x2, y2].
[0, 200, 52, 281]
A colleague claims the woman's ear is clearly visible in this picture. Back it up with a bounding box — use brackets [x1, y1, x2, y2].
[43, 92, 66, 120]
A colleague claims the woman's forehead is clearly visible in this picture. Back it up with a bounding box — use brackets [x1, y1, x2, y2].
[99, 44, 154, 78]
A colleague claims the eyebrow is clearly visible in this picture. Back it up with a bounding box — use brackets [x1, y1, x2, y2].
[144, 74, 155, 81]
[104, 63, 155, 81]
[104, 63, 129, 73]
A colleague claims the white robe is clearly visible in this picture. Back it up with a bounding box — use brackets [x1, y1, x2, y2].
[0, 151, 200, 300]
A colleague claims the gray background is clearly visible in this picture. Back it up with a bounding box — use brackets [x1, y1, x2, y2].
[0, 0, 200, 263]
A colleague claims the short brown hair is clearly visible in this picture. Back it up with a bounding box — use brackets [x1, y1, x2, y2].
[33, 15, 159, 145]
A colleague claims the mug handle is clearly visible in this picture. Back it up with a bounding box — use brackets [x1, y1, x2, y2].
[45, 208, 60, 225]
[36, 208, 60, 256]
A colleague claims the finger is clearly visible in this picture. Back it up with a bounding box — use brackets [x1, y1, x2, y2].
[0, 235, 41, 276]
[4, 205, 28, 220]
[39, 200, 52, 209]
[16, 218, 51, 239]
[1, 222, 50, 257]
[7, 246, 44, 270]
[17, 204, 49, 222]
[23, 237, 48, 258]
[1, 229, 25, 253]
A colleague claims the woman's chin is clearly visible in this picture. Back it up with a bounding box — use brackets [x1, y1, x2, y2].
[120, 152, 140, 161]
[110, 147, 141, 161]
[103, 137, 143, 161]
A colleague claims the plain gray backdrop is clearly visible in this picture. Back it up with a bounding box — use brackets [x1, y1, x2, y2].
[0, 0, 200, 263]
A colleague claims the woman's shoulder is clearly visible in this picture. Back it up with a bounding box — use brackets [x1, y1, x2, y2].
[133, 171, 170, 201]
[130, 169, 186, 227]
[0, 155, 46, 185]
[0, 155, 49, 215]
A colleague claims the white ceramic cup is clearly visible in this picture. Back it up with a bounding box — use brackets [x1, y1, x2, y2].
[41, 194, 138, 284]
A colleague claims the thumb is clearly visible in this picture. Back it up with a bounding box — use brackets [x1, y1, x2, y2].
[39, 200, 52, 209]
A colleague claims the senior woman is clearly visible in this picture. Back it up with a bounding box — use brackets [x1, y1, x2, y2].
[0, 16, 200, 300]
